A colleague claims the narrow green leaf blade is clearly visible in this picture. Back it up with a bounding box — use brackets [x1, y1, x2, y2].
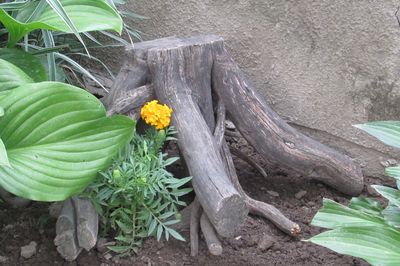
[372, 185, 400, 208]
[354, 121, 400, 149]
[0, 139, 10, 167]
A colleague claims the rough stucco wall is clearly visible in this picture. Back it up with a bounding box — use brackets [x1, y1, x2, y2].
[123, 0, 400, 177]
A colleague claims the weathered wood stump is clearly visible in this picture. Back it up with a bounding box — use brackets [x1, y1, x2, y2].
[54, 196, 98, 261]
[104, 35, 363, 255]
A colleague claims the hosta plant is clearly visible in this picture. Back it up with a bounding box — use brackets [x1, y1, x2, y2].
[308, 121, 400, 266]
[84, 126, 192, 255]
[0, 48, 135, 201]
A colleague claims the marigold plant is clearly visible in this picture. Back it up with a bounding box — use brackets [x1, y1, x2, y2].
[141, 100, 173, 129]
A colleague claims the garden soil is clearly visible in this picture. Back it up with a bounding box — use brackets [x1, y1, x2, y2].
[0, 138, 385, 266]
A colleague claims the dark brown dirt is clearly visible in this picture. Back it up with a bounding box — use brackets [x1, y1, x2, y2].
[0, 142, 389, 266]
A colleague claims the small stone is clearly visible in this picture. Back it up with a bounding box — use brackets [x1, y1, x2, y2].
[267, 190, 279, 197]
[225, 120, 236, 130]
[257, 235, 275, 251]
[246, 235, 258, 247]
[307, 201, 315, 207]
[388, 159, 398, 165]
[295, 190, 307, 199]
[103, 253, 112, 260]
[112, 256, 120, 263]
[21, 241, 37, 259]
[0, 256, 7, 263]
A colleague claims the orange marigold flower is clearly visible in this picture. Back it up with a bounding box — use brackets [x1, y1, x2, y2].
[141, 100, 173, 129]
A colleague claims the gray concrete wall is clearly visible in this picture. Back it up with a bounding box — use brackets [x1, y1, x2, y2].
[124, 0, 400, 177]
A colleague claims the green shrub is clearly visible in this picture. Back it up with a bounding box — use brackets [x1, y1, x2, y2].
[308, 121, 400, 266]
[84, 127, 192, 255]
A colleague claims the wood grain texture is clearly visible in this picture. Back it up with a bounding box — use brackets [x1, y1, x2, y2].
[146, 36, 248, 237]
[212, 49, 363, 196]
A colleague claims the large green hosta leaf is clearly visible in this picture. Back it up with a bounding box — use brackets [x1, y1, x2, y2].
[0, 48, 47, 82]
[311, 198, 386, 229]
[0, 82, 134, 201]
[0, 59, 33, 91]
[0, 0, 123, 47]
[308, 226, 400, 266]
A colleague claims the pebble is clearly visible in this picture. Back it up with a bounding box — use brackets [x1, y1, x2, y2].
[0, 256, 7, 263]
[104, 253, 112, 260]
[20, 241, 37, 259]
[295, 190, 307, 199]
[307, 201, 315, 207]
[225, 120, 236, 130]
[257, 235, 275, 251]
[267, 190, 279, 197]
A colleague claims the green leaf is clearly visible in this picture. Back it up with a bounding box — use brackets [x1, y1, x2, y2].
[386, 166, 400, 178]
[0, 0, 123, 47]
[385, 167, 400, 189]
[156, 224, 163, 241]
[348, 197, 384, 216]
[0, 82, 134, 201]
[166, 228, 185, 242]
[44, 0, 89, 54]
[311, 198, 386, 229]
[0, 59, 33, 91]
[107, 245, 131, 253]
[0, 138, 10, 167]
[115, 220, 132, 234]
[354, 121, 400, 149]
[382, 205, 400, 228]
[307, 226, 400, 266]
[147, 218, 157, 236]
[0, 48, 47, 82]
[372, 185, 400, 208]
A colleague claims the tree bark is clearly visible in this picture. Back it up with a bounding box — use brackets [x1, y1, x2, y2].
[212, 49, 363, 196]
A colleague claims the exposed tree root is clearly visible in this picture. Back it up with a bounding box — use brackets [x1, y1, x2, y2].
[190, 198, 202, 257]
[200, 213, 223, 256]
[229, 146, 268, 179]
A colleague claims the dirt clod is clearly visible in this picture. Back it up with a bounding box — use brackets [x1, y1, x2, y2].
[257, 235, 275, 251]
[295, 190, 307, 199]
[20, 241, 37, 259]
[267, 190, 280, 197]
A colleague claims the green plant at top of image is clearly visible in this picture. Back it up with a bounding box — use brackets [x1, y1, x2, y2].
[84, 126, 192, 256]
[0, 0, 145, 87]
[308, 121, 400, 266]
[0, 0, 139, 201]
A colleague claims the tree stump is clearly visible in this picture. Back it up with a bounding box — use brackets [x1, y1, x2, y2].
[104, 35, 363, 255]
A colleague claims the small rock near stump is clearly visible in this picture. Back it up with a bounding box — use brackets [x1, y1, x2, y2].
[21, 241, 37, 259]
[257, 235, 275, 251]
[295, 190, 307, 199]
[267, 190, 279, 197]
